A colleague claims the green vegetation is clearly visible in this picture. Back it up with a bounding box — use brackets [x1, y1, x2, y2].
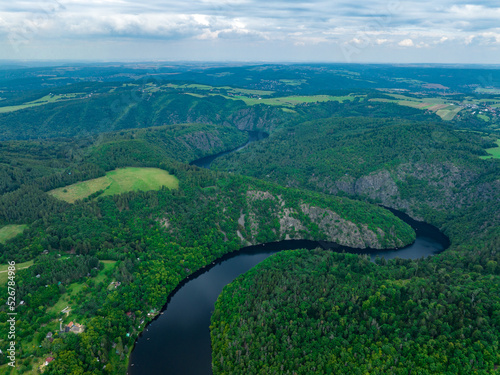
[478, 114, 491, 122]
[212, 249, 500, 374]
[222, 94, 360, 107]
[480, 139, 500, 159]
[0, 93, 85, 113]
[0, 163, 414, 374]
[0, 63, 499, 375]
[0, 224, 27, 244]
[48, 167, 179, 203]
[0, 260, 33, 285]
[370, 95, 463, 120]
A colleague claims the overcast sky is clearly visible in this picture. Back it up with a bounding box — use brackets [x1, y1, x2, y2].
[1, 0, 499, 63]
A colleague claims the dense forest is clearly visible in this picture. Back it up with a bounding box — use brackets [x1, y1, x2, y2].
[0, 64, 499, 374]
[212, 249, 500, 374]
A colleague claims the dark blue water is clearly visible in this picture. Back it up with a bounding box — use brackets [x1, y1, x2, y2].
[128, 133, 450, 375]
[128, 216, 448, 375]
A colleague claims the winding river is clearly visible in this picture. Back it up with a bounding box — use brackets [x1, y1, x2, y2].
[128, 132, 450, 375]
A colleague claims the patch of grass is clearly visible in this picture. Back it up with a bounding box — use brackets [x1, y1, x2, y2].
[480, 139, 500, 159]
[477, 114, 490, 122]
[47, 260, 116, 316]
[48, 167, 179, 203]
[371, 96, 463, 120]
[220, 94, 359, 107]
[0, 93, 85, 113]
[436, 105, 462, 121]
[279, 79, 305, 86]
[0, 224, 28, 244]
[0, 260, 34, 285]
[94, 261, 116, 284]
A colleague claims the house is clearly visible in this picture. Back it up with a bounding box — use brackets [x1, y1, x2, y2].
[62, 321, 84, 334]
[44, 357, 54, 366]
[70, 323, 84, 334]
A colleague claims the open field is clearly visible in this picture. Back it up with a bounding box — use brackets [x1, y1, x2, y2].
[49, 167, 179, 203]
[221, 94, 361, 107]
[477, 114, 490, 122]
[0, 260, 34, 285]
[370, 94, 463, 120]
[0, 224, 28, 244]
[480, 140, 500, 159]
[165, 83, 274, 96]
[0, 93, 85, 113]
[436, 106, 463, 121]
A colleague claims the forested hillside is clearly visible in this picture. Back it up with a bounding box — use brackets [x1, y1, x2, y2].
[212, 249, 500, 374]
[212, 116, 500, 252]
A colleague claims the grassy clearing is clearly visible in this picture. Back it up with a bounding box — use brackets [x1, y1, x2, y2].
[165, 83, 274, 96]
[279, 79, 306, 86]
[436, 106, 463, 121]
[480, 140, 500, 159]
[221, 94, 360, 107]
[0, 93, 85, 113]
[477, 114, 491, 122]
[49, 167, 179, 203]
[0, 260, 34, 285]
[0, 224, 28, 244]
[95, 261, 117, 284]
[371, 95, 463, 120]
[47, 260, 116, 316]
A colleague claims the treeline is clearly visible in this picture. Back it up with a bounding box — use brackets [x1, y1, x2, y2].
[211, 249, 500, 374]
[212, 116, 500, 249]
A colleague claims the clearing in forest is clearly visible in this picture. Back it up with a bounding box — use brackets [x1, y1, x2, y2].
[48, 167, 179, 203]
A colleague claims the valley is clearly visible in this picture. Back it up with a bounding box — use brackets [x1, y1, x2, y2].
[0, 63, 498, 375]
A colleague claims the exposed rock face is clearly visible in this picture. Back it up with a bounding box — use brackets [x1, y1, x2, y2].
[314, 161, 496, 219]
[239, 190, 406, 249]
[300, 204, 402, 249]
[225, 107, 285, 132]
[278, 208, 306, 237]
[178, 131, 224, 152]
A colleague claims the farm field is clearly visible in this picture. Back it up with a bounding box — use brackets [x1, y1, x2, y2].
[48, 167, 179, 203]
[370, 94, 463, 120]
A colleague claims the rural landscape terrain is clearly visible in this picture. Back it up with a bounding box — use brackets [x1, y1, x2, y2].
[0, 62, 499, 374]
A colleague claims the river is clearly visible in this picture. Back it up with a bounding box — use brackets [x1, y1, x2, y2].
[128, 131, 450, 375]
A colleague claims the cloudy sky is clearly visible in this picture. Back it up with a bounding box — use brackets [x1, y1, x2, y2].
[1, 0, 499, 63]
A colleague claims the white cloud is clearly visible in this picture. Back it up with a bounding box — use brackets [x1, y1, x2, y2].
[398, 38, 414, 47]
[0, 0, 499, 61]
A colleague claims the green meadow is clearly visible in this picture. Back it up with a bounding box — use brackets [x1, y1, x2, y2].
[371, 94, 463, 120]
[0, 93, 84, 113]
[49, 167, 179, 203]
[480, 140, 500, 159]
[221, 94, 360, 107]
[0, 224, 28, 244]
[0, 260, 34, 285]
